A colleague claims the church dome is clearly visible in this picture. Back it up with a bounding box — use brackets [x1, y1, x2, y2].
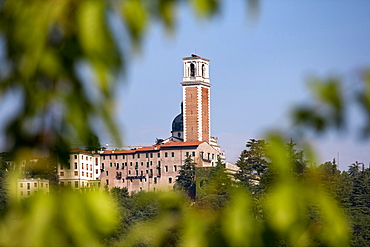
[172, 113, 183, 132]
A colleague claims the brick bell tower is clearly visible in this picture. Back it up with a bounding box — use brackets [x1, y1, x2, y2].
[181, 54, 211, 143]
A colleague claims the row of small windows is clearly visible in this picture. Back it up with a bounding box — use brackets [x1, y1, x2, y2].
[102, 152, 179, 160]
[19, 182, 48, 189]
[60, 170, 98, 177]
[105, 165, 177, 176]
[110, 176, 173, 184]
[60, 161, 99, 170]
[71, 155, 96, 162]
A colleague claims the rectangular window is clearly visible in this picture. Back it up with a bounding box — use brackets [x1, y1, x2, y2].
[90, 165, 92, 171]
[20, 183, 23, 188]
[212, 154, 215, 159]
[186, 152, 189, 157]
[74, 171, 78, 176]
[165, 152, 168, 158]
[82, 172, 84, 176]
[60, 172, 64, 176]
[103, 156, 106, 160]
[74, 155, 77, 159]
[110, 163, 112, 167]
[171, 152, 174, 157]
[82, 163, 84, 169]
[169, 178, 172, 184]
[102, 163, 105, 170]
[130, 162, 132, 166]
[122, 154, 125, 159]
[95, 158, 98, 165]
[115, 155, 118, 159]
[34, 182, 37, 187]
[74, 163, 77, 169]
[154, 177, 157, 184]
[27, 183, 30, 190]
[158, 161, 161, 167]
[174, 166, 177, 172]
[157, 153, 160, 158]
[150, 153, 153, 158]
[96, 169, 99, 174]
[146, 153, 148, 158]
[136, 170, 138, 176]
[137, 154, 140, 158]
[165, 166, 168, 172]
[192, 152, 195, 157]
[106, 171, 109, 176]
[150, 169, 153, 174]
[132, 154, 135, 159]
[60, 165, 63, 170]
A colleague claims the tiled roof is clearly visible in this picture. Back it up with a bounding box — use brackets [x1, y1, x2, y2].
[160, 141, 203, 147]
[101, 141, 204, 155]
[70, 148, 91, 154]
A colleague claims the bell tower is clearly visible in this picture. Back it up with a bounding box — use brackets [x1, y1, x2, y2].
[181, 54, 211, 143]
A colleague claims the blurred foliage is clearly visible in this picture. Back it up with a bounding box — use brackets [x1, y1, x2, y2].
[0, 189, 118, 246]
[107, 135, 349, 246]
[293, 70, 370, 136]
[0, 0, 364, 246]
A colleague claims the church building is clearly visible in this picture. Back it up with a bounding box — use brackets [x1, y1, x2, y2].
[58, 55, 227, 193]
[100, 54, 224, 192]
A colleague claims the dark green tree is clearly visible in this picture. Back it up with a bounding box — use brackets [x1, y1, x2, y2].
[196, 158, 233, 210]
[174, 156, 196, 200]
[286, 139, 308, 177]
[85, 134, 106, 152]
[0, 153, 10, 214]
[235, 139, 269, 191]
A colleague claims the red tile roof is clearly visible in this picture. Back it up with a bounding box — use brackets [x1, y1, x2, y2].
[160, 141, 204, 147]
[101, 141, 204, 155]
[70, 148, 91, 154]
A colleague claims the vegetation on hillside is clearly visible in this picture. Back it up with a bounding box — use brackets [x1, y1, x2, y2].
[0, 0, 369, 246]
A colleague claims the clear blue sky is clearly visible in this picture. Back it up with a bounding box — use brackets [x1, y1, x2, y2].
[112, 1, 370, 170]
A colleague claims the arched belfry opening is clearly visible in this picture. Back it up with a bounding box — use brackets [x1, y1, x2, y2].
[190, 63, 195, 77]
[202, 64, 205, 78]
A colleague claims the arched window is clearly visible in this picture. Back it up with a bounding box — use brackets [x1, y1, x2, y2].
[190, 63, 195, 77]
[169, 177, 172, 184]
